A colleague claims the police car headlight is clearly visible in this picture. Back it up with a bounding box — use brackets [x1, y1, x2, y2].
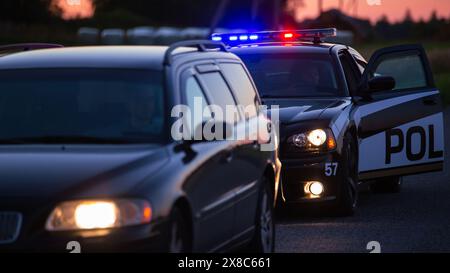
[45, 199, 152, 231]
[307, 129, 327, 146]
[290, 129, 336, 150]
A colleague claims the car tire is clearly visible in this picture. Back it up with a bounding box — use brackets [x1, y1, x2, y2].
[334, 133, 359, 216]
[371, 176, 402, 194]
[248, 177, 275, 253]
[168, 206, 191, 253]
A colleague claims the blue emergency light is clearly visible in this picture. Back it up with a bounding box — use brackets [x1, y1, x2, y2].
[211, 28, 337, 45]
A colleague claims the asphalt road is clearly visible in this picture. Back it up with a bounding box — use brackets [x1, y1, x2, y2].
[275, 107, 450, 253]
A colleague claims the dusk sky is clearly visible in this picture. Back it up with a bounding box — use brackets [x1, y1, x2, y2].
[296, 0, 450, 22]
[55, 0, 450, 22]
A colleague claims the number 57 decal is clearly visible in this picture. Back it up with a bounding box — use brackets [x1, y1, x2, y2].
[325, 162, 338, 176]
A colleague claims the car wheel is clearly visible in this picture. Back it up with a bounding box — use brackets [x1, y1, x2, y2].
[168, 207, 190, 253]
[335, 133, 359, 216]
[249, 177, 275, 253]
[371, 176, 402, 194]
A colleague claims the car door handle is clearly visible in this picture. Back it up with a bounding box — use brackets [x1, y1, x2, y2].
[423, 98, 437, 106]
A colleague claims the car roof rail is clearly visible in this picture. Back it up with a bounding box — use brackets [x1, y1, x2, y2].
[163, 40, 227, 66]
[0, 43, 63, 56]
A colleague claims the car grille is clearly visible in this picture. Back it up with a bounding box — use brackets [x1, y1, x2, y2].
[0, 212, 22, 244]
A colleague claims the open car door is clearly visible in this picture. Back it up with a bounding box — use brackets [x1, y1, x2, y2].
[355, 44, 445, 180]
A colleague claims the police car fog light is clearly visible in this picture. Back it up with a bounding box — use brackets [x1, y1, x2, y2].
[305, 181, 324, 196]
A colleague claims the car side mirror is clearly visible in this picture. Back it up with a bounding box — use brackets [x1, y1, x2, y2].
[367, 76, 396, 93]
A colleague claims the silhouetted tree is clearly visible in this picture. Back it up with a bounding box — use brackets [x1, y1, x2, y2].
[374, 15, 390, 39]
[92, 0, 294, 29]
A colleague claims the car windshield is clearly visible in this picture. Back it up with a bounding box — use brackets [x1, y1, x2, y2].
[238, 53, 341, 98]
[0, 69, 165, 144]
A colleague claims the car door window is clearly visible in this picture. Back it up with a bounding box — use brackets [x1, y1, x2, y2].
[354, 58, 367, 74]
[220, 63, 258, 119]
[370, 52, 428, 92]
[183, 76, 212, 134]
[339, 53, 360, 96]
[199, 72, 240, 123]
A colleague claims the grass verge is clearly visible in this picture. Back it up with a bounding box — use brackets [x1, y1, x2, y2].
[435, 73, 450, 106]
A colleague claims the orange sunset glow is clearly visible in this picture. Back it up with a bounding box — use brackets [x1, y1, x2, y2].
[52, 0, 450, 22]
[295, 0, 450, 22]
[53, 0, 95, 20]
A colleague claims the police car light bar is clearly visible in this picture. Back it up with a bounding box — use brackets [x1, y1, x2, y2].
[211, 28, 337, 45]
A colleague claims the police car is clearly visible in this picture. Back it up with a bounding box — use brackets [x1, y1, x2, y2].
[212, 28, 445, 215]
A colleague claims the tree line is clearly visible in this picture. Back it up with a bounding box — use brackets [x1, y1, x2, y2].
[0, 0, 448, 41]
[373, 10, 450, 41]
[0, 0, 293, 29]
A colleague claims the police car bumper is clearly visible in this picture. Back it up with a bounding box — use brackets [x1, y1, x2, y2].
[280, 152, 342, 204]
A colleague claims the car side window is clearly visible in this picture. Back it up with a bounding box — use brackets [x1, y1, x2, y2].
[353, 56, 367, 74]
[339, 53, 360, 96]
[220, 63, 258, 119]
[183, 76, 212, 133]
[199, 72, 240, 123]
[347, 48, 367, 72]
[371, 53, 427, 91]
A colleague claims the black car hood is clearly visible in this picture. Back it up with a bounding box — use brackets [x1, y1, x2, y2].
[0, 145, 168, 199]
[262, 98, 342, 124]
